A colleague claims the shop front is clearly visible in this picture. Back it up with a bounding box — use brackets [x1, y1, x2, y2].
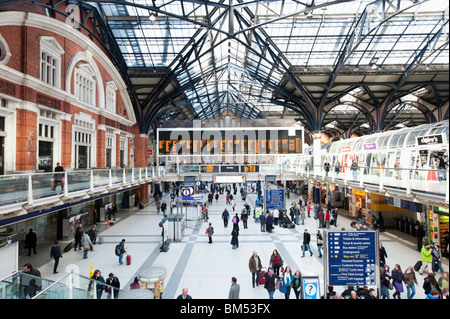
[428, 206, 449, 255]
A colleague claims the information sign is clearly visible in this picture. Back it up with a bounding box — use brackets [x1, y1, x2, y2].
[265, 189, 285, 210]
[326, 231, 378, 286]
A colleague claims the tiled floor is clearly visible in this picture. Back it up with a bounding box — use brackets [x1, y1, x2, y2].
[22, 191, 449, 299]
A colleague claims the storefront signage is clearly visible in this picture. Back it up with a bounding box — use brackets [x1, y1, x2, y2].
[363, 143, 377, 151]
[326, 231, 378, 286]
[416, 134, 444, 146]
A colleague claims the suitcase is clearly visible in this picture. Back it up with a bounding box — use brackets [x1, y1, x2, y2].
[414, 260, 422, 271]
[63, 241, 74, 252]
[259, 271, 267, 285]
[97, 236, 103, 244]
[126, 254, 132, 265]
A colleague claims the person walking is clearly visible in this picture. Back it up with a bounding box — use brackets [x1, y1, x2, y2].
[316, 230, 323, 258]
[177, 288, 192, 299]
[207, 222, 214, 244]
[419, 243, 433, 275]
[231, 228, 239, 249]
[379, 242, 388, 267]
[228, 277, 240, 299]
[431, 242, 445, 275]
[300, 207, 306, 225]
[325, 210, 331, 229]
[423, 273, 442, 296]
[248, 251, 263, 288]
[292, 270, 302, 299]
[392, 264, 405, 299]
[24, 228, 37, 256]
[280, 266, 294, 299]
[380, 265, 392, 299]
[270, 249, 284, 276]
[82, 232, 92, 259]
[50, 240, 63, 274]
[263, 267, 280, 299]
[415, 225, 425, 252]
[222, 209, 230, 228]
[105, 273, 121, 299]
[306, 202, 311, 218]
[404, 266, 418, 299]
[301, 229, 313, 257]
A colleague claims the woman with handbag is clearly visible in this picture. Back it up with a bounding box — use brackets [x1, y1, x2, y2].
[263, 267, 280, 299]
[292, 270, 302, 299]
[392, 264, 405, 299]
[380, 264, 392, 299]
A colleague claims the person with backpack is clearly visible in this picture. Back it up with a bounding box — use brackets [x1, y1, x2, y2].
[115, 239, 127, 265]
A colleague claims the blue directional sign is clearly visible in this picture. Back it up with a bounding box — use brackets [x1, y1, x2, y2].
[326, 231, 378, 286]
[265, 189, 285, 210]
[181, 186, 194, 197]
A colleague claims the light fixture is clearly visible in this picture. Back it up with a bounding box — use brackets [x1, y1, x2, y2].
[149, 13, 156, 22]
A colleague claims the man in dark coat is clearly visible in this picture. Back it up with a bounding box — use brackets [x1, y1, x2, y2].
[24, 228, 37, 256]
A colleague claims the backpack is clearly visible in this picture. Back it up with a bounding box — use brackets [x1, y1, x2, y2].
[115, 244, 121, 256]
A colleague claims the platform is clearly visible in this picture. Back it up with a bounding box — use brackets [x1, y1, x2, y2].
[19, 190, 449, 300]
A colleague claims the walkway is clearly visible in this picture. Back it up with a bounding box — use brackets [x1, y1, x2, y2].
[21, 191, 449, 299]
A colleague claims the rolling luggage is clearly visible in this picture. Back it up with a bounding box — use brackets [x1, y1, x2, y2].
[259, 271, 267, 285]
[414, 260, 422, 271]
[126, 254, 132, 265]
[63, 241, 74, 252]
[97, 236, 103, 244]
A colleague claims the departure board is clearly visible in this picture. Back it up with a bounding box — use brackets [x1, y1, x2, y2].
[157, 127, 303, 156]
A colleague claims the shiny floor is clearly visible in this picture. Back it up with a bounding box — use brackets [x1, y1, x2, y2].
[22, 191, 449, 299]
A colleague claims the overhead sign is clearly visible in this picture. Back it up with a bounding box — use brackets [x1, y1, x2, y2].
[181, 186, 194, 197]
[265, 189, 285, 210]
[182, 195, 204, 201]
[325, 231, 378, 287]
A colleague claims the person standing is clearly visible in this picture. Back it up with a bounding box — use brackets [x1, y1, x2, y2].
[50, 241, 62, 274]
[306, 202, 311, 218]
[74, 226, 83, 251]
[263, 267, 280, 299]
[281, 266, 294, 299]
[105, 273, 121, 299]
[431, 242, 445, 275]
[88, 269, 105, 299]
[20, 263, 41, 299]
[228, 277, 240, 299]
[325, 210, 331, 229]
[117, 239, 127, 265]
[248, 251, 263, 288]
[404, 266, 418, 299]
[415, 225, 425, 252]
[316, 230, 323, 258]
[380, 265, 392, 299]
[270, 249, 284, 276]
[266, 211, 274, 233]
[301, 229, 313, 257]
[52, 162, 65, 192]
[231, 228, 239, 249]
[259, 211, 266, 232]
[222, 208, 230, 228]
[207, 222, 214, 244]
[24, 228, 37, 256]
[331, 207, 338, 227]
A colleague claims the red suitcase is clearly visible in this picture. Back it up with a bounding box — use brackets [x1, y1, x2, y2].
[126, 254, 131, 265]
[259, 271, 266, 285]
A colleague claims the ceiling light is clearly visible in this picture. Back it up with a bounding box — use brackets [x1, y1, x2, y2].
[149, 14, 156, 22]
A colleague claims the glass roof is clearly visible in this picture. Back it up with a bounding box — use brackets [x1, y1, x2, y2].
[90, 0, 449, 122]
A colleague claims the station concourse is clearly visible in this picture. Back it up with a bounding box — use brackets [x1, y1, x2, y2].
[0, 0, 448, 303]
